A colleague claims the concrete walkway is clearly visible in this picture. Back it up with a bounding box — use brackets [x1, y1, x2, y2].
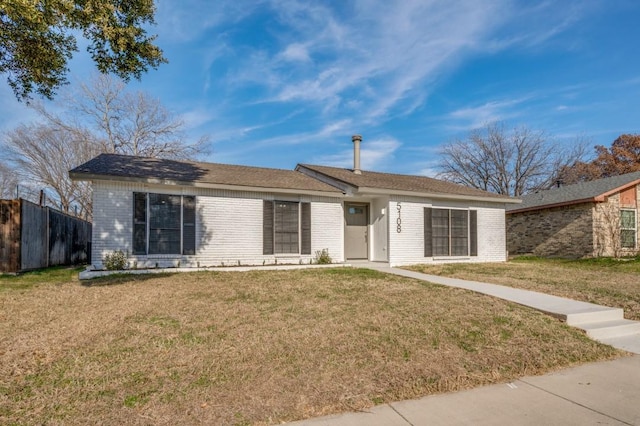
[288, 263, 640, 426]
[289, 355, 640, 426]
[365, 264, 640, 354]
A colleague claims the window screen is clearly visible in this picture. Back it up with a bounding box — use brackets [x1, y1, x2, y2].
[182, 196, 196, 255]
[450, 210, 469, 256]
[274, 201, 299, 254]
[432, 209, 450, 256]
[621, 210, 637, 249]
[133, 193, 196, 255]
[425, 208, 476, 257]
[133, 193, 147, 255]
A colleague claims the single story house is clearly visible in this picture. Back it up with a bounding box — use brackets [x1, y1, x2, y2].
[506, 171, 640, 258]
[70, 136, 519, 269]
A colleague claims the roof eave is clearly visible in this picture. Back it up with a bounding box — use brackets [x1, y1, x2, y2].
[599, 178, 640, 199]
[356, 187, 521, 204]
[506, 197, 601, 214]
[69, 172, 345, 198]
[295, 164, 357, 193]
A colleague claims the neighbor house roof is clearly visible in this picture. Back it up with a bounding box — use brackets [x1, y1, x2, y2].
[296, 164, 519, 203]
[69, 154, 343, 195]
[506, 171, 640, 214]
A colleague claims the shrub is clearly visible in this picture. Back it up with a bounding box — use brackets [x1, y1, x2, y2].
[314, 248, 332, 264]
[103, 250, 128, 270]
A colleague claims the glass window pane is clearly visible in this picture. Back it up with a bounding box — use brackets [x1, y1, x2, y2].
[133, 193, 147, 254]
[451, 210, 468, 256]
[134, 193, 147, 224]
[621, 210, 636, 229]
[432, 209, 449, 256]
[274, 201, 299, 254]
[182, 196, 196, 255]
[149, 228, 181, 254]
[149, 194, 182, 254]
[621, 230, 635, 248]
[133, 224, 147, 254]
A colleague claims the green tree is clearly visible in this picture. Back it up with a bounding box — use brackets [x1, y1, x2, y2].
[0, 0, 166, 101]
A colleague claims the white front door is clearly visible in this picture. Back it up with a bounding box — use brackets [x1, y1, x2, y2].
[345, 203, 368, 259]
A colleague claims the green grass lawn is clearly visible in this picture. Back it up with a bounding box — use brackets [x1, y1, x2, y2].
[0, 266, 623, 425]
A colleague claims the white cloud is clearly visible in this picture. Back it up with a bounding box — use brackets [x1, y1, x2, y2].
[155, 0, 264, 42]
[279, 43, 311, 62]
[447, 97, 530, 129]
[209, 0, 517, 126]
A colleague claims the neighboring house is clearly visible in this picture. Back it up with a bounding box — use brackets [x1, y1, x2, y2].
[69, 136, 518, 269]
[506, 171, 640, 258]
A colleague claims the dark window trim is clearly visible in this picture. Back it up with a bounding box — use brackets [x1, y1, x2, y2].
[424, 207, 477, 257]
[132, 192, 196, 256]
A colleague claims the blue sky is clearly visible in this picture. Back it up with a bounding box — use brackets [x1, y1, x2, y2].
[1, 0, 640, 176]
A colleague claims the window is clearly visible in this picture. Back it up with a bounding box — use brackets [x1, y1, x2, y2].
[263, 200, 311, 255]
[424, 208, 477, 257]
[620, 209, 637, 249]
[275, 201, 299, 254]
[133, 192, 196, 255]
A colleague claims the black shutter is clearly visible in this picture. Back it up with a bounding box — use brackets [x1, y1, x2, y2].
[263, 200, 274, 255]
[301, 202, 311, 255]
[133, 193, 147, 255]
[470, 210, 478, 256]
[182, 196, 196, 255]
[424, 207, 432, 257]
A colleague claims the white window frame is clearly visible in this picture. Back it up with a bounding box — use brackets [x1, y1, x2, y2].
[620, 208, 637, 249]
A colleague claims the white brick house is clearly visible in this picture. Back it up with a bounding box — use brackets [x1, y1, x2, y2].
[70, 137, 518, 269]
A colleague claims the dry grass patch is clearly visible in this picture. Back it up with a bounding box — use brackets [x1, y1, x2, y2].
[406, 257, 640, 320]
[0, 267, 621, 425]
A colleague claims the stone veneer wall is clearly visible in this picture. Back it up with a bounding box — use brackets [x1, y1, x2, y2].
[506, 203, 595, 258]
[593, 189, 640, 257]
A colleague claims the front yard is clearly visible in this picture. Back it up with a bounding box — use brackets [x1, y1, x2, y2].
[406, 257, 640, 320]
[0, 267, 622, 425]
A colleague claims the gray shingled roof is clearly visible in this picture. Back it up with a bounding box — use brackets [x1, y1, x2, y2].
[70, 154, 342, 194]
[507, 171, 640, 213]
[298, 164, 516, 201]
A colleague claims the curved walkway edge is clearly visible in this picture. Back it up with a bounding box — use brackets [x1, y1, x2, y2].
[365, 264, 640, 355]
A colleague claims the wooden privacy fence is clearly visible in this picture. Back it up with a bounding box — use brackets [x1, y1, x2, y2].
[0, 199, 92, 273]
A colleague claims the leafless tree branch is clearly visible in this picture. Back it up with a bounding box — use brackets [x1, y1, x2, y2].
[437, 122, 588, 197]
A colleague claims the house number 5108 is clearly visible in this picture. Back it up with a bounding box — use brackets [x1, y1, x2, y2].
[396, 202, 402, 233]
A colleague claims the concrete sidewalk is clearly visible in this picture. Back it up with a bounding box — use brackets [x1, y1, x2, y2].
[289, 355, 640, 426]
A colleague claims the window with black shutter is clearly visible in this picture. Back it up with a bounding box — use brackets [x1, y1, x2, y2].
[263, 200, 310, 255]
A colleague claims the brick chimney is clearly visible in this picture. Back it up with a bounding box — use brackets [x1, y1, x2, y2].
[352, 134, 362, 174]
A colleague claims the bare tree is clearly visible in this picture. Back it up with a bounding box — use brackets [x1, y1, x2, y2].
[438, 122, 587, 197]
[64, 75, 210, 159]
[0, 162, 17, 198]
[4, 123, 99, 216]
[3, 75, 210, 218]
